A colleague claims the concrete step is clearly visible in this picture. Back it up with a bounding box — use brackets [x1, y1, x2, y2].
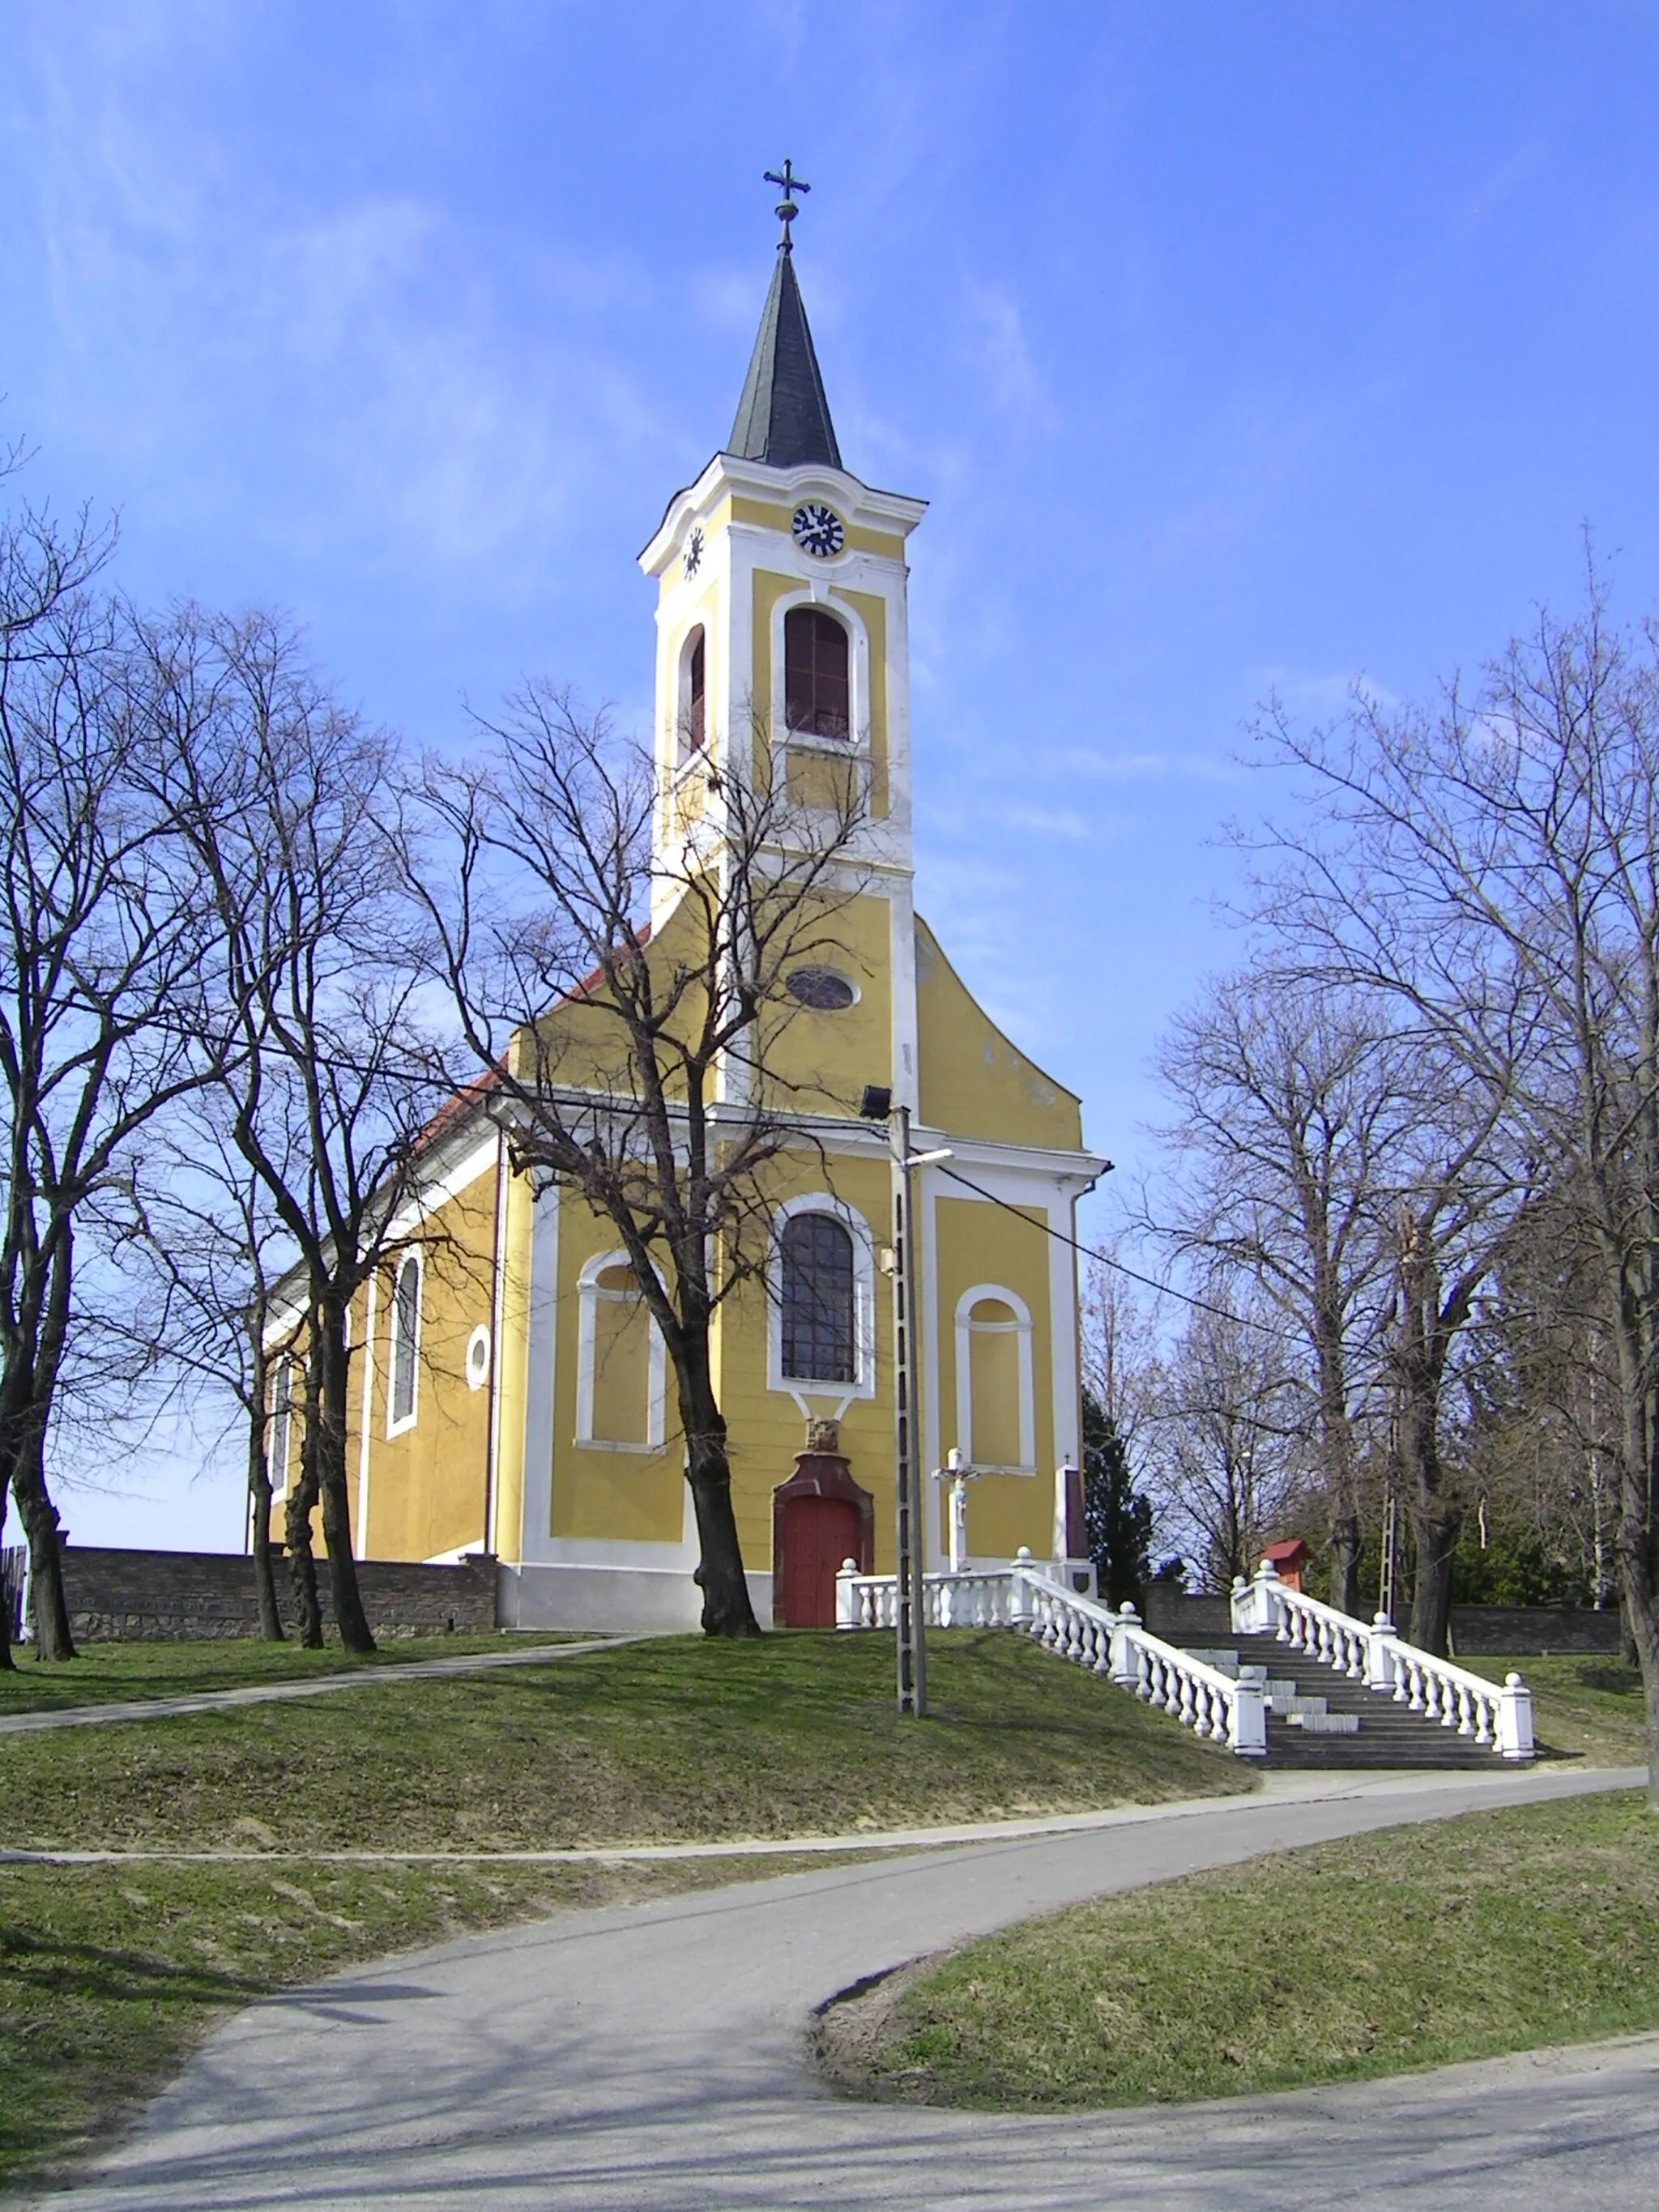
[1166, 1629, 1509, 1769]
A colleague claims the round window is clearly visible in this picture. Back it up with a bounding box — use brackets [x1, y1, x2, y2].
[786, 966, 856, 1011]
[465, 1324, 492, 1392]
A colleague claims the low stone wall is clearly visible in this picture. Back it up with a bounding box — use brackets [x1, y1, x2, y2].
[1141, 1588, 1233, 1640]
[1450, 1605, 1623, 1656]
[58, 1546, 498, 1642]
[1140, 1586, 1624, 1659]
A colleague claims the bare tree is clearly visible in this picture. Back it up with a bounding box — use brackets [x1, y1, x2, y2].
[1082, 1249, 1161, 1467]
[0, 508, 218, 1663]
[1149, 973, 1411, 1612]
[116, 1099, 296, 1640]
[147, 611, 450, 1652]
[1252, 581, 1659, 1787]
[412, 688, 868, 1637]
[1142, 1296, 1307, 1592]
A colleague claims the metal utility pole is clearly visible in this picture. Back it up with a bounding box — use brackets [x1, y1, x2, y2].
[861, 1085, 949, 1717]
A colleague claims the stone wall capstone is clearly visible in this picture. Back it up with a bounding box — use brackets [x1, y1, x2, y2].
[57, 1546, 498, 1642]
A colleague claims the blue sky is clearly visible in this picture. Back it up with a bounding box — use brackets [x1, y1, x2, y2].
[6, 2, 1659, 1547]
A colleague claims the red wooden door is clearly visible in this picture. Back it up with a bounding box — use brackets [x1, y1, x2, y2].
[780, 1494, 861, 1627]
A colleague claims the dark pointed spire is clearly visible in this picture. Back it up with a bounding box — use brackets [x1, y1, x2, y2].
[727, 161, 842, 472]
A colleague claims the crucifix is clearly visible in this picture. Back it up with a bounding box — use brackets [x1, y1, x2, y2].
[764, 159, 811, 248]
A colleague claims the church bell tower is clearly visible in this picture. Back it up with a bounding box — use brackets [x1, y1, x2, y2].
[638, 164, 928, 1113]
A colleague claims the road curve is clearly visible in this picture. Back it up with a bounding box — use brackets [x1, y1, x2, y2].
[36, 1765, 1655, 2212]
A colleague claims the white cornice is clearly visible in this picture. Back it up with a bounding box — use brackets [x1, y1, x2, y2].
[639, 453, 928, 575]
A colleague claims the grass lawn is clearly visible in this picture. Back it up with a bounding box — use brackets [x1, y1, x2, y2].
[0, 1630, 1249, 1856]
[0, 1848, 864, 2197]
[0, 1630, 586, 1716]
[818, 1788, 1659, 2110]
[1466, 1654, 1651, 1767]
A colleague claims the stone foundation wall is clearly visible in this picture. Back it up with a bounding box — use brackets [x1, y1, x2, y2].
[1140, 1585, 1625, 1658]
[58, 1546, 498, 1642]
[1141, 1588, 1233, 1639]
[1450, 1605, 1623, 1656]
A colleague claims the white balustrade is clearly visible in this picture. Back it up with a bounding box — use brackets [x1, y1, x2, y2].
[835, 1552, 1267, 1757]
[1234, 1559, 1534, 1761]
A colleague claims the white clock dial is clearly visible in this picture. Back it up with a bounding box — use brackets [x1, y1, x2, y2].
[791, 501, 845, 558]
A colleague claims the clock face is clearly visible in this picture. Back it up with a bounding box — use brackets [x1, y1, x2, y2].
[684, 524, 704, 578]
[791, 501, 845, 558]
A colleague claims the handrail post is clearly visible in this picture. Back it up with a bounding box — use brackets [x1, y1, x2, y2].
[1230, 1671, 1269, 1757]
[1109, 1599, 1142, 1686]
[1365, 1611, 1397, 1692]
[1009, 1547, 1035, 1627]
[1497, 1671, 1535, 1761]
[834, 1558, 860, 1630]
[1229, 1574, 1254, 1632]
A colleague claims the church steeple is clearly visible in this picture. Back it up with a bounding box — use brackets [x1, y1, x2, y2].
[727, 161, 842, 472]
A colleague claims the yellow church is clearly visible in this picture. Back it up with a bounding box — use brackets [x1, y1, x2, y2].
[274, 202, 1107, 1632]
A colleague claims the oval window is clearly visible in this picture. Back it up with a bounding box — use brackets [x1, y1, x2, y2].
[787, 966, 856, 1011]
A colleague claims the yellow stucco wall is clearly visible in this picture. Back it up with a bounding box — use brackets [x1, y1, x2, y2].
[915, 918, 1083, 1149]
[264, 1153, 501, 1564]
[757, 889, 893, 1120]
[548, 1198, 684, 1546]
[354, 1166, 499, 1563]
[932, 1194, 1055, 1560]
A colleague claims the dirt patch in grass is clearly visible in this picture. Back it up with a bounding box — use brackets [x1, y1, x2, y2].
[0, 1632, 586, 1717]
[0, 1848, 860, 2200]
[0, 1630, 1250, 1856]
[820, 1788, 1659, 2110]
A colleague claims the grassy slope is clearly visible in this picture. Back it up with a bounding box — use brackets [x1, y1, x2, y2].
[825, 1790, 1659, 2110]
[0, 1632, 580, 1716]
[0, 1851, 858, 2197]
[1466, 1654, 1650, 1767]
[0, 1630, 1250, 1855]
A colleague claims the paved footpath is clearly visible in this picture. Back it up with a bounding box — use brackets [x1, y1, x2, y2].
[33, 1763, 1655, 2212]
[0, 1636, 645, 1736]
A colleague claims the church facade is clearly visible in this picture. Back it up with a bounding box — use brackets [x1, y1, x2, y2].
[269, 215, 1107, 1632]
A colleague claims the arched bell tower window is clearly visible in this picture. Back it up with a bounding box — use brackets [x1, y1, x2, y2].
[780, 1211, 855, 1383]
[683, 626, 706, 755]
[784, 607, 849, 740]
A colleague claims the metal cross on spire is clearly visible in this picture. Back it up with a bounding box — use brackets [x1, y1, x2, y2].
[764, 159, 810, 250]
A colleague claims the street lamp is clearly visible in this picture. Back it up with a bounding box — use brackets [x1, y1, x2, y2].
[860, 1084, 951, 1716]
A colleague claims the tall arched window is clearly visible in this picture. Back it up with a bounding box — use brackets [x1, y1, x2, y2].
[388, 1253, 421, 1432]
[267, 1357, 294, 1498]
[684, 626, 706, 754]
[783, 607, 850, 739]
[780, 1212, 855, 1383]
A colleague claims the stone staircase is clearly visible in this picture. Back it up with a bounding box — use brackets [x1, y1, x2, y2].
[1173, 1630, 1505, 1770]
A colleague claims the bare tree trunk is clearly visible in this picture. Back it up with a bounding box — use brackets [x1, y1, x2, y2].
[1325, 1502, 1363, 1617]
[245, 1402, 285, 1643]
[11, 1432, 75, 1660]
[676, 1336, 759, 1638]
[313, 1302, 375, 1654]
[286, 1358, 325, 1647]
[0, 1469, 14, 1670]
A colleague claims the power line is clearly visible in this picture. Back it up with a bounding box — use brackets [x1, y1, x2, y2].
[935, 1163, 1304, 1345]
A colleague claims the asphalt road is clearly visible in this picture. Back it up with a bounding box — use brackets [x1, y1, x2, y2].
[36, 1765, 1655, 2212]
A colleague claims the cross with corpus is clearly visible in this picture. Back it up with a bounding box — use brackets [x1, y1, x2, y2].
[764, 159, 811, 248]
